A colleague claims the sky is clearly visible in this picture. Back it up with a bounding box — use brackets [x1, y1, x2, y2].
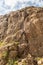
[0, 0, 43, 15]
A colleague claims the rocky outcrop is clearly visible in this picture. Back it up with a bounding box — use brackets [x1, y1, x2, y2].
[0, 6, 43, 65]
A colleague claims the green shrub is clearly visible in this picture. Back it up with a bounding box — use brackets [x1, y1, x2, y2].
[0, 42, 5, 47]
[6, 59, 14, 65]
[14, 60, 18, 65]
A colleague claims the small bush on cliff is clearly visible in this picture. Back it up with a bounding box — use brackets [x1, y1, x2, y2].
[0, 42, 5, 47]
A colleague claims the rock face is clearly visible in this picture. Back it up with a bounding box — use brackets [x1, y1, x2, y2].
[0, 6, 43, 65]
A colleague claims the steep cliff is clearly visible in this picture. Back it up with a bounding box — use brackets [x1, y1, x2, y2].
[0, 6, 43, 65]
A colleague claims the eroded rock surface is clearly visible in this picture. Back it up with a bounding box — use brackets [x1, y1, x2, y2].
[0, 6, 43, 65]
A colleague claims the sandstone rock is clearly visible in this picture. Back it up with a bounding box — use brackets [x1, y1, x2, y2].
[0, 6, 43, 65]
[18, 54, 34, 65]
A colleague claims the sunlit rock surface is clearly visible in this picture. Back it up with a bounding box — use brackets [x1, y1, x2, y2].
[0, 6, 43, 65]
